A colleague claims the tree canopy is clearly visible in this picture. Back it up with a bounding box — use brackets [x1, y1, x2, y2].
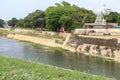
[22, 10, 44, 29]
[45, 1, 96, 32]
[105, 12, 119, 22]
[1, 1, 120, 31]
[0, 19, 5, 27]
[105, 12, 120, 25]
[7, 18, 18, 27]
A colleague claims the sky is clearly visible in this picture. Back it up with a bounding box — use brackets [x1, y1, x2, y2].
[0, 0, 120, 21]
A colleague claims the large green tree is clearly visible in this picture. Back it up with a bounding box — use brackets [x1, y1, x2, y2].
[0, 19, 5, 27]
[13, 1, 97, 31]
[22, 10, 45, 29]
[17, 18, 24, 28]
[105, 12, 119, 23]
[45, 1, 96, 32]
[7, 18, 18, 27]
[105, 12, 120, 25]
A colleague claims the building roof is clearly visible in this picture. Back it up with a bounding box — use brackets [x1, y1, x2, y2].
[85, 23, 108, 26]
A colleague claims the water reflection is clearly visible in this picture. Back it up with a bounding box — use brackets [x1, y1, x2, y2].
[0, 36, 120, 79]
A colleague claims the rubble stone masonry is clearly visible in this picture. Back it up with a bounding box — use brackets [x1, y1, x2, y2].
[65, 34, 120, 62]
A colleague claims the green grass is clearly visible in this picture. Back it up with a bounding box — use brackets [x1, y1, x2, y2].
[0, 30, 8, 36]
[18, 40, 52, 53]
[0, 56, 116, 80]
[48, 47, 69, 53]
[19, 40, 46, 48]
[18, 40, 68, 54]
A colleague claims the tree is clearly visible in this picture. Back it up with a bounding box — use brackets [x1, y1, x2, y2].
[0, 19, 5, 27]
[45, 7, 65, 31]
[70, 6, 96, 29]
[12, 1, 96, 31]
[105, 12, 119, 23]
[59, 15, 73, 31]
[7, 18, 18, 27]
[118, 14, 120, 25]
[18, 18, 24, 28]
[23, 10, 45, 29]
[45, 1, 96, 32]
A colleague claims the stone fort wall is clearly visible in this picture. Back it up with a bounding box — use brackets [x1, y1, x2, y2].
[65, 34, 120, 62]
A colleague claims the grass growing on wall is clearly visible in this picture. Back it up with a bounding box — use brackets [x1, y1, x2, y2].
[0, 56, 116, 80]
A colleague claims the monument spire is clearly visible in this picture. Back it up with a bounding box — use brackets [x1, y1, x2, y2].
[95, 5, 106, 25]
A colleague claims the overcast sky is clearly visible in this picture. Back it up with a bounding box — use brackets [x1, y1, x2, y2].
[0, 0, 119, 20]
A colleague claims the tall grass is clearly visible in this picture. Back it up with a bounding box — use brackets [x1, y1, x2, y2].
[0, 56, 116, 80]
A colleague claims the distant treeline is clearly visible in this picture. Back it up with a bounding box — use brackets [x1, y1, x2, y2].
[0, 1, 120, 32]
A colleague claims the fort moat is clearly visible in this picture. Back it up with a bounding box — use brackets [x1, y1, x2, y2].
[0, 36, 120, 79]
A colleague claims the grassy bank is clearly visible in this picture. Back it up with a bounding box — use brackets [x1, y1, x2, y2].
[18, 40, 69, 53]
[0, 30, 8, 36]
[0, 56, 115, 80]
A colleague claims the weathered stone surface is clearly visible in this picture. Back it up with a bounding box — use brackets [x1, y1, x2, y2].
[65, 34, 120, 62]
